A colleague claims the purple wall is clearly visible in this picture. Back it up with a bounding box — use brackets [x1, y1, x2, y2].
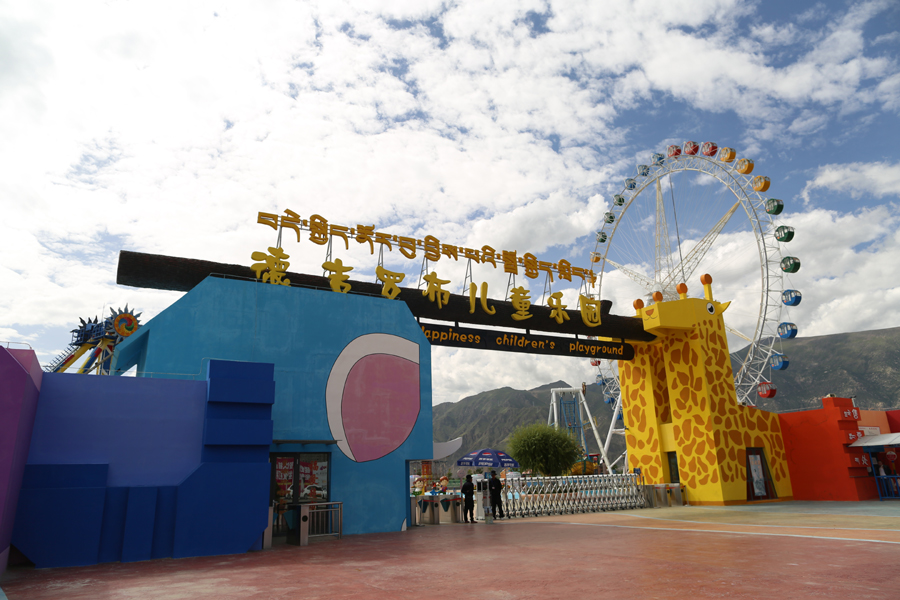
[0, 348, 42, 574]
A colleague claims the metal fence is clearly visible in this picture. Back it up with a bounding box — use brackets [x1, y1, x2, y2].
[297, 502, 343, 546]
[502, 473, 646, 517]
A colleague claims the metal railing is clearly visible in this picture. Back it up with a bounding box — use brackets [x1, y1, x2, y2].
[297, 502, 343, 546]
[502, 473, 646, 517]
[1, 341, 34, 349]
[875, 475, 900, 500]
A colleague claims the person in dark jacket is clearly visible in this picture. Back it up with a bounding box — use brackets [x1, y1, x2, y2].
[488, 470, 504, 519]
[461, 474, 475, 523]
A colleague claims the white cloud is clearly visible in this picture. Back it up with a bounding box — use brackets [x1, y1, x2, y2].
[781, 206, 900, 336]
[872, 31, 900, 46]
[1, 0, 899, 405]
[750, 23, 801, 46]
[801, 161, 900, 203]
[787, 111, 829, 136]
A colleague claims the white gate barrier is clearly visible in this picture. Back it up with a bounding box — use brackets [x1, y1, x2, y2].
[502, 474, 646, 517]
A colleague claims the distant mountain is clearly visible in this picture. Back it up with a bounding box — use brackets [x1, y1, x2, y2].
[434, 326, 900, 468]
[433, 380, 626, 469]
[749, 325, 900, 412]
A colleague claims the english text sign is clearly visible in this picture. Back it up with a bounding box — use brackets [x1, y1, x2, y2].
[420, 323, 634, 360]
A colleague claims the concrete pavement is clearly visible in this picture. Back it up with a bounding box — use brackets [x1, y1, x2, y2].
[2, 501, 898, 599]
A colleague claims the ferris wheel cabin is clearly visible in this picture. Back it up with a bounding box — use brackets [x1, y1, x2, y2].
[766, 198, 784, 214]
[757, 381, 777, 399]
[770, 354, 790, 370]
[777, 322, 798, 339]
[752, 176, 770, 192]
[775, 226, 795, 242]
[782, 290, 802, 306]
[781, 256, 801, 273]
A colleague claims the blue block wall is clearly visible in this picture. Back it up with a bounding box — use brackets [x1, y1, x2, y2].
[12, 360, 274, 568]
[173, 361, 273, 558]
[113, 277, 433, 535]
[26, 374, 207, 486]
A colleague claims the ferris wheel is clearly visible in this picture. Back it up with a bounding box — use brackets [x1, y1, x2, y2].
[589, 141, 801, 407]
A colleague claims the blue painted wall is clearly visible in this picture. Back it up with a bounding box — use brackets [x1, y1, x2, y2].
[113, 277, 433, 535]
[29, 374, 207, 486]
[12, 360, 274, 568]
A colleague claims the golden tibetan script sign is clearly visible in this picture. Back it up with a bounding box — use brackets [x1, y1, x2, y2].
[257, 210, 597, 284]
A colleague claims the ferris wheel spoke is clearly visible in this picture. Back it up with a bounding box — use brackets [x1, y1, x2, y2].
[725, 324, 754, 343]
[654, 179, 675, 285]
[659, 200, 742, 290]
[604, 258, 657, 292]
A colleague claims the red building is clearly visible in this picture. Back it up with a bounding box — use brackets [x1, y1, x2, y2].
[779, 397, 899, 501]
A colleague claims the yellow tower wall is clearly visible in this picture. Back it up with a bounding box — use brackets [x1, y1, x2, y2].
[619, 280, 793, 505]
[620, 342, 668, 481]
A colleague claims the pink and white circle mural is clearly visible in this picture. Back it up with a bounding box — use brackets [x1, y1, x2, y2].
[326, 334, 421, 462]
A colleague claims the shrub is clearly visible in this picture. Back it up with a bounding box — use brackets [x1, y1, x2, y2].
[507, 423, 583, 476]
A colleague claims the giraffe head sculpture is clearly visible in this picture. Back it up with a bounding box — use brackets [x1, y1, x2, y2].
[633, 274, 731, 335]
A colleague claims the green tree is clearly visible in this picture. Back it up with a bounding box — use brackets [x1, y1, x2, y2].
[507, 423, 583, 476]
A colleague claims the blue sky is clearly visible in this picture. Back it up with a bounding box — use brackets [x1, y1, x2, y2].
[1, 0, 899, 404]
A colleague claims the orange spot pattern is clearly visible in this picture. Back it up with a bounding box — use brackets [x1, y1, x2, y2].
[621, 344, 665, 479]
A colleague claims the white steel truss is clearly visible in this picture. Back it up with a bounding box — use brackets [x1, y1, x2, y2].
[548, 387, 612, 472]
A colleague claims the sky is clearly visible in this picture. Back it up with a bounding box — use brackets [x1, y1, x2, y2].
[1, 0, 899, 406]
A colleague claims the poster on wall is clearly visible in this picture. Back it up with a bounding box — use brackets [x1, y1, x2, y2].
[748, 454, 767, 497]
[297, 459, 328, 501]
[275, 457, 295, 501]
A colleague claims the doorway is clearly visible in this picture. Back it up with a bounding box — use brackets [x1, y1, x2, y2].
[666, 451, 680, 485]
[745, 447, 777, 501]
[270, 452, 331, 536]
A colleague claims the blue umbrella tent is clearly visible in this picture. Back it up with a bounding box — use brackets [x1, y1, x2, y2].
[456, 448, 520, 469]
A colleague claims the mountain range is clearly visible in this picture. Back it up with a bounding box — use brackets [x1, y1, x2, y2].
[433, 380, 626, 471]
[434, 325, 900, 467]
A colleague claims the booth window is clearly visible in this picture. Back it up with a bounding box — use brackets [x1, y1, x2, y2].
[270, 452, 330, 505]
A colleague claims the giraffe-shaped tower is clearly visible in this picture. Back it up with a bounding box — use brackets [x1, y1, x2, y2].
[619, 274, 793, 505]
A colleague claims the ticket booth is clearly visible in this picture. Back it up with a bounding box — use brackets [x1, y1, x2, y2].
[849, 433, 900, 500]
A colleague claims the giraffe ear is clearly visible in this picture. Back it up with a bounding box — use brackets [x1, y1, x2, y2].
[718, 301, 731, 313]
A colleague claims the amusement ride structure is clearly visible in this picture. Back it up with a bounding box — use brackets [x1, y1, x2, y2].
[43, 306, 141, 375]
[584, 141, 801, 465]
[547, 386, 612, 472]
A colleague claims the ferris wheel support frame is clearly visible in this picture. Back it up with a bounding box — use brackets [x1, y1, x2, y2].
[603, 393, 628, 471]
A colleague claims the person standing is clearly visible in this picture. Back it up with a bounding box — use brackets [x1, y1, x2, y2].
[461, 475, 475, 523]
[488, 470, 505, 519]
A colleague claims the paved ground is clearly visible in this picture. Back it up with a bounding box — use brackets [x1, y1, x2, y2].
[2, 501, 898, 599]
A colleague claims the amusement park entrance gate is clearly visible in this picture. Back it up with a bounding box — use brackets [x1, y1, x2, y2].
[502, 473, 646, 516]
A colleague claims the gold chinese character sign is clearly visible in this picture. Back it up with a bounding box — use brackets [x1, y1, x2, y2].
[120, 250, 656, 346]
